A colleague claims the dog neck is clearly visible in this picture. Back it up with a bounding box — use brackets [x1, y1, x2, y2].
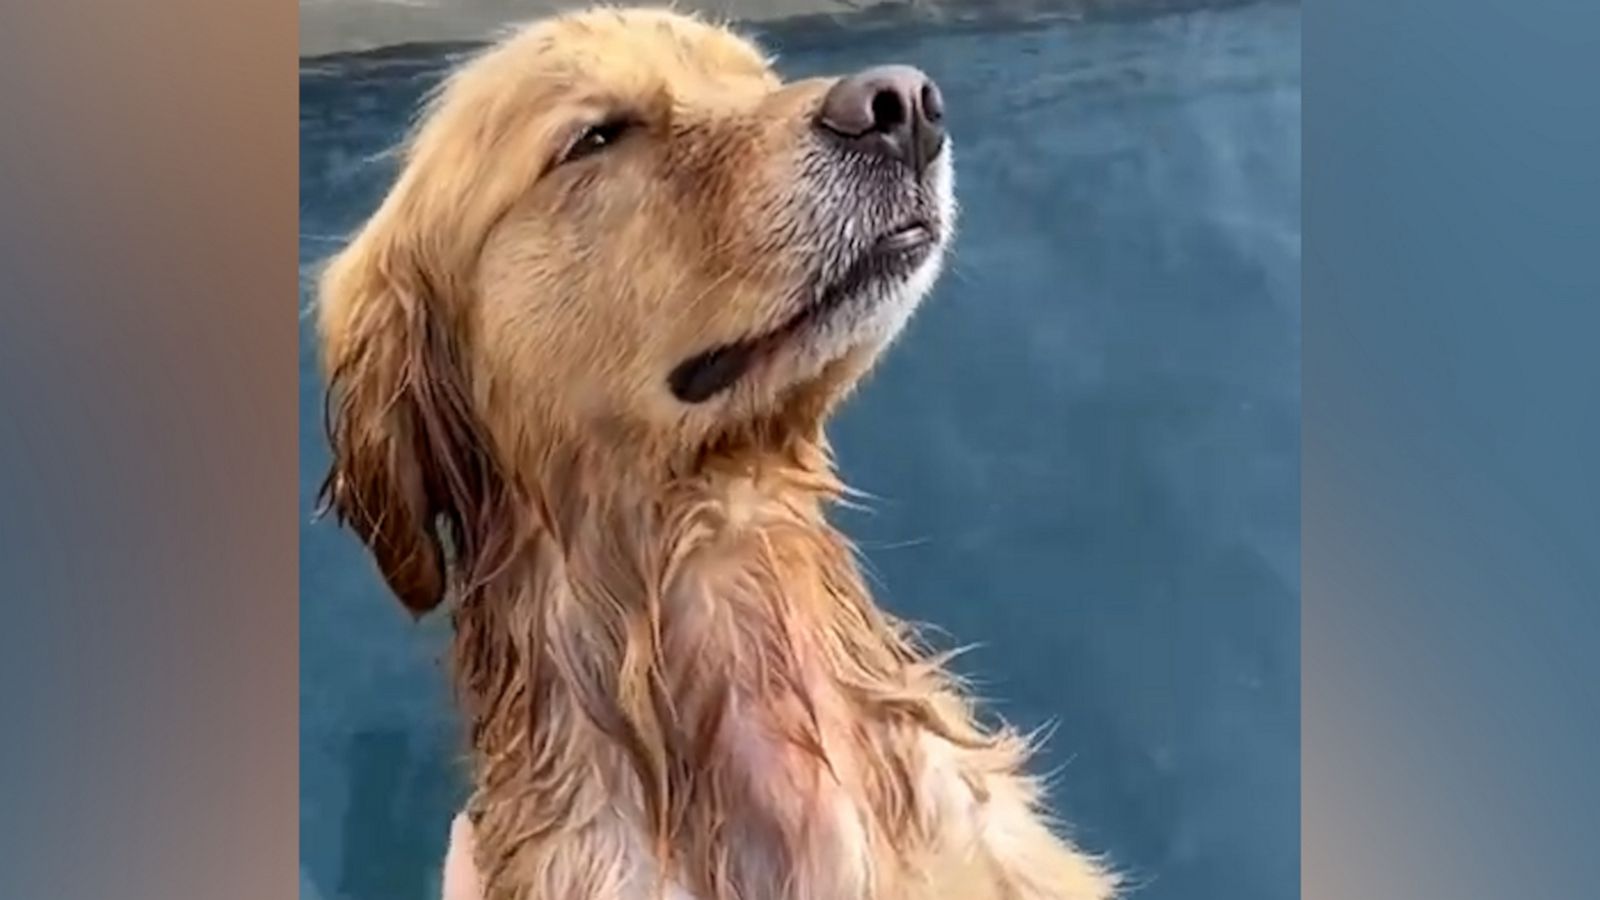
[450, 431, 993, 898]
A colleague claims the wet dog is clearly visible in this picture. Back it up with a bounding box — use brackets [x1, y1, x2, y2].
[317, 8, 1116, 899]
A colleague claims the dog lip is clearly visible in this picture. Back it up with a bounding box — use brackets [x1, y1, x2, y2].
[668, 341, 760, 404]
[874, 221, 935, 254]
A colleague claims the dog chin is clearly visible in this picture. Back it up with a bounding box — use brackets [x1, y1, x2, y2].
[802, 241, 944, 366]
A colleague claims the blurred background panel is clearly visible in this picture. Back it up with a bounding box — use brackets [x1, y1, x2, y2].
[299, 2, 1300, 898]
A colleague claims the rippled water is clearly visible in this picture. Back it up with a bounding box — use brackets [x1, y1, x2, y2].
[299, 4, 1300, 898]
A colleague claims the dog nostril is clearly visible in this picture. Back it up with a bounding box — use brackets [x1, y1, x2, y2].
[870, 88, 907, 132]
[922, 82, 944, 123]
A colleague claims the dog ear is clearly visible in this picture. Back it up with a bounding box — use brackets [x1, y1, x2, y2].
[316, 212, 503, 617]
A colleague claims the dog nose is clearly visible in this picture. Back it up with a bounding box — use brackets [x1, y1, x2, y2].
[816, 65, 945, 175]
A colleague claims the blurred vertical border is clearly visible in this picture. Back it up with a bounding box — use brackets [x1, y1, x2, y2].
[1, 0, 1597, 898]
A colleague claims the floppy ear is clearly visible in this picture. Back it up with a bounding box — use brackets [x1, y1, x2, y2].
[316, 213, 507, 617]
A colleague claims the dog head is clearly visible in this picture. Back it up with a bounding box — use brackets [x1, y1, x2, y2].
[318, 7, 955, 613]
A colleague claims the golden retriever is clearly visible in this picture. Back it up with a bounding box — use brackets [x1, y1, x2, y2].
[317, 7, 1117, 900]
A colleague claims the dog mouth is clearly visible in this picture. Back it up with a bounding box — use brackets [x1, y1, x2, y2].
[667, 222, 938, 404]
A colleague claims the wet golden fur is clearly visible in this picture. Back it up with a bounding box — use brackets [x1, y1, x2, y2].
[317, 7, 1117, 899]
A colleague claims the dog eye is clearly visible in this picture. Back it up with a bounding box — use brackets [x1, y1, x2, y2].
[561, 119, 633, 165]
